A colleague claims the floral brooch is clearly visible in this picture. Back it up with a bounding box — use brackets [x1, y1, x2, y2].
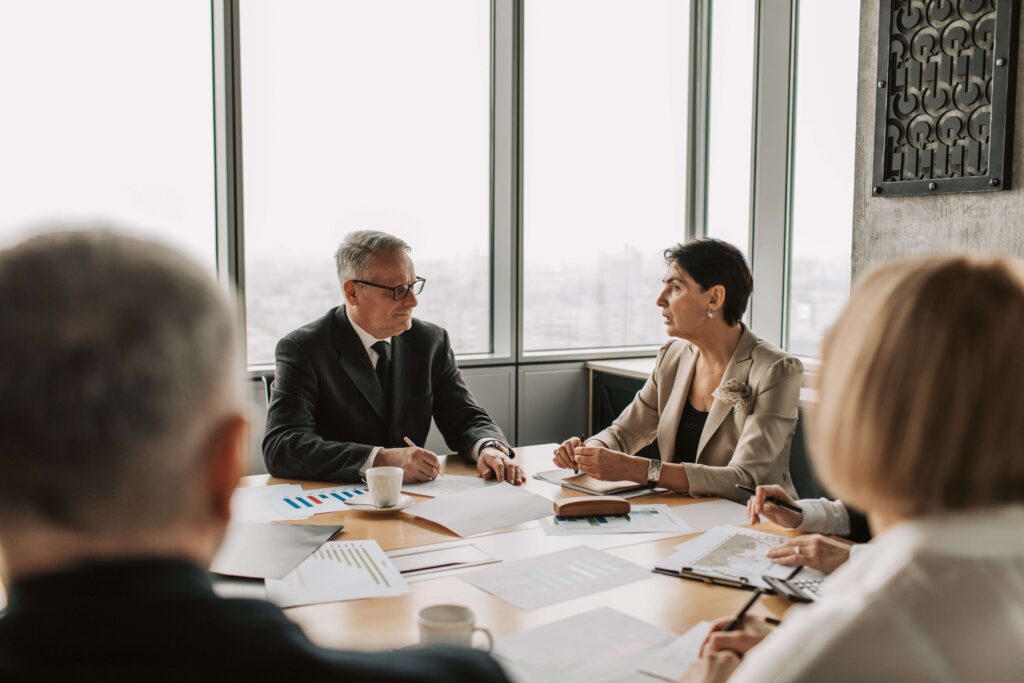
[712, 378, 753, 414]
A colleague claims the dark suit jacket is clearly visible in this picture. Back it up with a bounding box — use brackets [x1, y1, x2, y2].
[0, 559, 510, 682]
[263, 307, 507, 482]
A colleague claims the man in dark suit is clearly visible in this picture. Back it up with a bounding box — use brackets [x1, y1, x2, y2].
[0, 230, 510, 682]
[263, 230, 523, 485]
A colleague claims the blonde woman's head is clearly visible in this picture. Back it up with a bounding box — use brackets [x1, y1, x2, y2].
[812, 255, 1024, 519]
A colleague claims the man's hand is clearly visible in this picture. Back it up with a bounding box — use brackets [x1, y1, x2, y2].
[477, 448, 524, 485]
[573, 446, 646, 482]
[700, 615, 775, 657]
[747, 484, 804, 528]
[766, 533, 852, 574]
[376, 446, 442, 483]
[552, 437, 582, 470]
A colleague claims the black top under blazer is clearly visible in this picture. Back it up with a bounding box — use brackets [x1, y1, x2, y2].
[0, 559, 511, 682]
[263, 306, 507, 482]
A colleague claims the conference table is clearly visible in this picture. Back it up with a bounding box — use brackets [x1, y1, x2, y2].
[242, 444, 796, 654]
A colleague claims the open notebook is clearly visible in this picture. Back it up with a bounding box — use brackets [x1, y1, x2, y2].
[534, 469, 655, 497]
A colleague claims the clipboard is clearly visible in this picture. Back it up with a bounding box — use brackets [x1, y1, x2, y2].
[651, 564, 801, 592]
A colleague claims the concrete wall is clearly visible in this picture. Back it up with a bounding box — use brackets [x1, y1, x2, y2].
[852, 0, 1024, 277]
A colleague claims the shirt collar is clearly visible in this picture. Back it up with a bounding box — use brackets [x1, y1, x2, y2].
[347, 311, 391, 355]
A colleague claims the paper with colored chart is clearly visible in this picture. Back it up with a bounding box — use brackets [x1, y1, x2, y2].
[231, 484, 310, 522]
[493, 607, 675, 683]
[265, 540, 410, 608]
[461, 546, 652, 610]
[539, 504, 693, 536]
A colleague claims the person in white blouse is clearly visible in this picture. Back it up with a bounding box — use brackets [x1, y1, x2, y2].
[682, 255, 1024, 682]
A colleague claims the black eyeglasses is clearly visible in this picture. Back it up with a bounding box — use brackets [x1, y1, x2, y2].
[353, 276, 426, 300]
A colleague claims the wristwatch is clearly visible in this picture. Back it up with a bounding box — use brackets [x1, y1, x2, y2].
[646, 458, 663, 486]
[480, 440, 515, 459]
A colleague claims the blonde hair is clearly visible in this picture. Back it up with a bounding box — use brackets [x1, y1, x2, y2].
[811, 255, 1024, 518]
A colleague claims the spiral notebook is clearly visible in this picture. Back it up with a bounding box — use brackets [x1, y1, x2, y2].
[533, 469, 655, 498]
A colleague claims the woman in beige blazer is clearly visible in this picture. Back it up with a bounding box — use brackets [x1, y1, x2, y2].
[554, 239, 802, 501]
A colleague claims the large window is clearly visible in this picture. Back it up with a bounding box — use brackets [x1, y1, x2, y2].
[240, 0, 491, 365]
[786, 0, 859, 356]
[0, 1, 216, 267]
[704, 0, 756, 257]
[522, 0, 690, 352]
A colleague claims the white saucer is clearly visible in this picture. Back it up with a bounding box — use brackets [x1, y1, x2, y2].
[348, 494, 414, 513]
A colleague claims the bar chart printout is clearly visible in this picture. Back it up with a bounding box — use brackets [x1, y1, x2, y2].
[277, 485, 369, 515]
[265, 540, 409, 608]
[461, 546, 651, 610]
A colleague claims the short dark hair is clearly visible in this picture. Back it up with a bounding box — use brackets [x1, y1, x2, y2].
[664, 238, 753, 325]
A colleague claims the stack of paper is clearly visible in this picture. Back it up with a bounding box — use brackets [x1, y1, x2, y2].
[540, 504, 693, 536]
[265, 540, 409, 608]
[461, 546, 652, 610]
[406, 482, 552, 537]
[493, 607, 676, 683]
[639, 621, 713, 681]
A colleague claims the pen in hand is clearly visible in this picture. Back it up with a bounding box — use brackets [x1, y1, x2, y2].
[724, 588, 764, 632]
[404, 436, 444, 478]
[735, 484, 803, 514]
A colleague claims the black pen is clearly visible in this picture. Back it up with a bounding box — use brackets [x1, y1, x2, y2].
[724, 588, 764, 631]
[735, 484, 803, 514]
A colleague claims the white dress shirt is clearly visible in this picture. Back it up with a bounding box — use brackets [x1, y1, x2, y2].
[728, 504, 1024, 682]
[795, 498, 851, 536]
[348, 316, 490, 477]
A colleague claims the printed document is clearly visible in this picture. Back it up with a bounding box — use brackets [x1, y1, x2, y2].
[406, 482, 552, 537]
[540, 504, 693, 536]
[659, 525, 792, 589]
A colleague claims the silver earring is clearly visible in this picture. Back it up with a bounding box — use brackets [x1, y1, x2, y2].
[707, 310, 715, 319]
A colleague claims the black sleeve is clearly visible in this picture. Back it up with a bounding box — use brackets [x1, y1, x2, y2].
[845, 505, 872, 543]
[431, 329, 507, 460]
[262, 337, 374, 483]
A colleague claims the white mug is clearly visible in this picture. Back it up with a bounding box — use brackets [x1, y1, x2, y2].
[417, 604, 493, 652]
[366, 466, 403, 507]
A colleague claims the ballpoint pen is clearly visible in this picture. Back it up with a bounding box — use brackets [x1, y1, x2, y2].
[724, 588, 765, 631]
[403, 436, 444, 478]
[735, 483, 803, 514]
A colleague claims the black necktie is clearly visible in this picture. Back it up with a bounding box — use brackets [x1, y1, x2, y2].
[372, 341, 391, 395]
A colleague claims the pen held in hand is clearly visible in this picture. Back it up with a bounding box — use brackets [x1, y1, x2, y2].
[724, 588, 764, 632]
[403, 436, 444, 478]
[735, 484, 803, 514]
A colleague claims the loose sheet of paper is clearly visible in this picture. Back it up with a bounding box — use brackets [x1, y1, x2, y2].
[211, 522, 340, 579]
[659, 525, 791, 589]
[387, 544, 499, 576]
[401, 474, 498, 498]
[461, 546, 651, 610]
[493, 607, 675, 683]
[540, 504, 693, 536]
[406, 481, 552, 537]
[265, 540, 409, 608]
[638, 621, 713, 682]
[231, 484, 311, 522]
[279, 485, 369, 515]
[670, 499, 750, 532]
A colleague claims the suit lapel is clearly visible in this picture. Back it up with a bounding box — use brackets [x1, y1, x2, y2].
[333, 307, 387, 424]
[696, 326, 758, 460]
[657, 345, 697, 462]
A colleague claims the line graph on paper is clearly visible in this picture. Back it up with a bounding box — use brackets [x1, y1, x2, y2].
[689, 531, 780, 577]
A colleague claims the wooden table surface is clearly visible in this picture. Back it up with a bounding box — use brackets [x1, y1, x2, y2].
[245, 444, 794, 651]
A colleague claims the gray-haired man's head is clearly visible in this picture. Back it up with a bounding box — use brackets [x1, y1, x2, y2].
[0, 230, 243, 538]
[334, 230, 411, 285]
[335, 230, 421, 339]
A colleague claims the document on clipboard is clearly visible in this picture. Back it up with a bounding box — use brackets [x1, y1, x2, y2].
[653, 525, 794, 590]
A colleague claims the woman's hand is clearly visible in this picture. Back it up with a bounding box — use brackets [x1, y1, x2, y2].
[679, 651, 741, 683]
[747, 484, 804, 528]
[552, 437, 582, 470]
[700, 615, 776, 656]
[766, 534, 851, 574]
[573, 446, 646, 482]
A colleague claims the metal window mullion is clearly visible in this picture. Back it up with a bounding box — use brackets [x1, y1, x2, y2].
[212, 0, 247, 366]
[748, 0, 794, 348]
[690, 0, 711, 239]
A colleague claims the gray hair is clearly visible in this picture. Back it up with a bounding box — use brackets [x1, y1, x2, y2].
[0, 229, 240, 532]
[334, 230, 411, 285]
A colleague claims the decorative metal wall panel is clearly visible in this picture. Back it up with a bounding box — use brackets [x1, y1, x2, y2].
[872, 0, 1018, 197]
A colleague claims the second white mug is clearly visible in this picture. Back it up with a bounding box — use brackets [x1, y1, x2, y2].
[417, 604, 493, 652]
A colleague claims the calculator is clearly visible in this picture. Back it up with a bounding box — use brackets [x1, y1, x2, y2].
[763, 574, 825, 603]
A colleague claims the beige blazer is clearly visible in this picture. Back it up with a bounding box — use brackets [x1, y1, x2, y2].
[590, 326, 803, 502]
